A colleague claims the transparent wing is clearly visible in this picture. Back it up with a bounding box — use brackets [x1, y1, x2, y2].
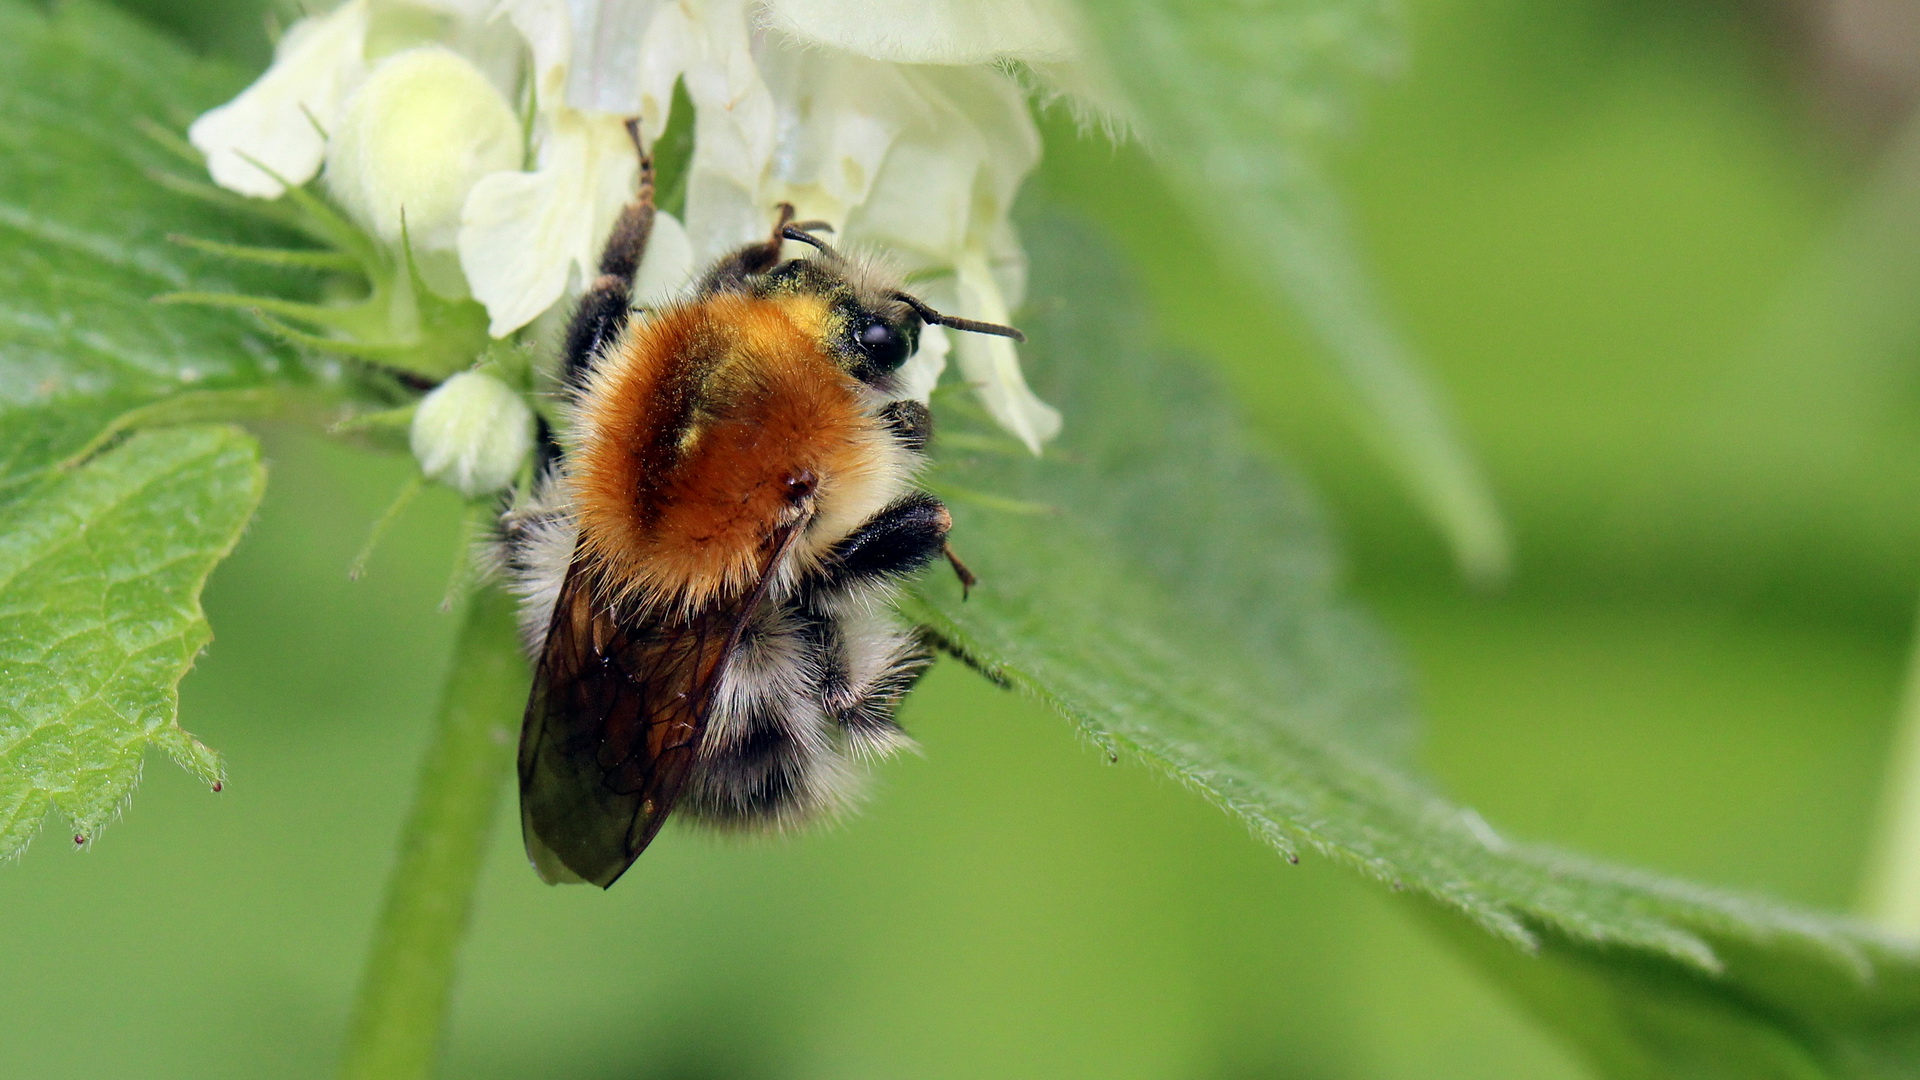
[517, 526, 798, 888]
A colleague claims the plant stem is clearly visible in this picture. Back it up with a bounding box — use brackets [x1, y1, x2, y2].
[340, 586, 526, 1080]
[1862, 591, 1920, 936]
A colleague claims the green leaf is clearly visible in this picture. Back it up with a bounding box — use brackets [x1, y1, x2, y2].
[1069, 0, 1511, 584]
[0, 0, 306, 504]
[0, 1, 297, 857]
[915, 204, 1920, 1077]
[0, 425, 264, 858]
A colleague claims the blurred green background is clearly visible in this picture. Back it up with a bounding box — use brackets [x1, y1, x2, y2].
[8, 0, 1919, 1076]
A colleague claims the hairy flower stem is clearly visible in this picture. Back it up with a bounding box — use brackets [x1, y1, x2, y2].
[340, 586, 526, 1080]
[1863, 594, 1920, 935]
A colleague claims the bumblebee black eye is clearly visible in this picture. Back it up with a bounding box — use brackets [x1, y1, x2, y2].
[851, 318, 912, 378]
[860, 321, 896, 353]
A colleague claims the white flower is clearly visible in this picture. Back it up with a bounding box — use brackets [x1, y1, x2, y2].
[324, 46, 522, 256]
[193, 0, 1072, 450]
[411, 371, 535, 495]
[761, 0, 1077, 65]
[188, 0, 371, 197]
[459, 108, 640, 334]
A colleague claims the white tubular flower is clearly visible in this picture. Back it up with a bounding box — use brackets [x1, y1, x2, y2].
[631, 211, 697, 308]
[894, 323, 950, 405]
[827, 64, 1057, 447]
[761, 0, 1131, 127]
[946, 252, 1060, 450]
[188, 0, 371, 197]
[761, 0, 1077, 65]
[460, 109, 638, 335]
[194, 0, 1069, 449]
[410, 371, 535, 496]
[325, 47, 522, 255]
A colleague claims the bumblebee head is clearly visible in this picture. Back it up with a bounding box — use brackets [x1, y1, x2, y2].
[714, 220, 1026, 389]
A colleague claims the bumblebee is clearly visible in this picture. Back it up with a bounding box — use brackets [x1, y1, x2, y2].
[497, 125, 1018, 887]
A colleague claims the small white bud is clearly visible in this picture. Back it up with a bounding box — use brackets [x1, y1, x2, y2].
[410, 372, 534, 496]
[325, 47, 522, 253]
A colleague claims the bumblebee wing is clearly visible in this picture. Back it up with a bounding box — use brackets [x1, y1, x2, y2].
[516, 560, 727, 886]
[517, 524, 803, 888]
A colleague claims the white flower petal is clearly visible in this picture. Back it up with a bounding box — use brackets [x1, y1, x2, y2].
[947, 254, 1059, 452]
[188, 0, 371, 197]
[841, 64, 1038, 266]
[675, 0, 781, 260]
[564, 0, 664, 112]
[762, 0, 1077, 65]
[399, 0, 499, 18]
[757, 49, 911, 213]
[501, 0, 572, 99]
[845, 138, 972, 262]
[682, 41, 1038, 264]
[922, 66, 1043, 228]
[368, 0, 528, 97]
[459, 110, 637, 336]
[683, 167, 769, 264]
[685, 0, 777, 175]
[981, 212, 1029, 308]
[633, 1, 698, 136]
[632, 210, 696, 307]
[324, 46, 522, 251]
[1024, 58, 1137, 138]
[894, 322, 949, 403]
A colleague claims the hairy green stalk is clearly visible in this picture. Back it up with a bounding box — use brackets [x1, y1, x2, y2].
[340, 586, 526, 1080]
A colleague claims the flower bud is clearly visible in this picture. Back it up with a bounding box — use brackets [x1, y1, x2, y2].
[325, 47, 521, 253]
[410, 371, 534, 496]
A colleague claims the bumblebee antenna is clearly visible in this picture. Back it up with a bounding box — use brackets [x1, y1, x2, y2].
[891, 292, 1027, 343]
[781, 226, 828, 249]
[780, 225, 838, 256]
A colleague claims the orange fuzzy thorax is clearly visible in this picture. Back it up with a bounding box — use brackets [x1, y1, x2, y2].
[568, 292, 908, 614]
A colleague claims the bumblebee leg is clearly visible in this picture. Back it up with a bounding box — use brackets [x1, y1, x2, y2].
[795, 602, 927, 756]
[941, 542, 977, 598]
[815, 492, 952, 592]
[531, 414, 561, 480]
[561, 119, 655, 384]
[696, 202, 795, 293]
[876, 399, 931, 452]
[835, 642, 929, 756]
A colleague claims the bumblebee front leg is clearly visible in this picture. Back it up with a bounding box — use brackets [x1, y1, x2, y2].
[814, 492, 953, 594]
[561, 119, 655, 385]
